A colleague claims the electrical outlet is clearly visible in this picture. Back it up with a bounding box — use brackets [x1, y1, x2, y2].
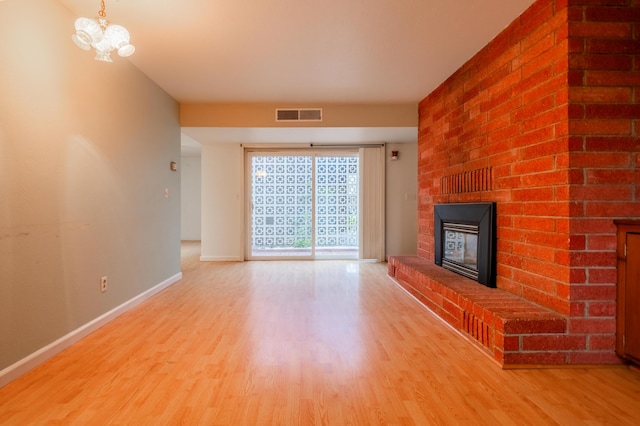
[100, 276, 108, 293]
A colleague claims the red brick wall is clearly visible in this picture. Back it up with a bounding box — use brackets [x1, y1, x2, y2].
[417, 0, 638, 362]
[566, 0, 640, 363]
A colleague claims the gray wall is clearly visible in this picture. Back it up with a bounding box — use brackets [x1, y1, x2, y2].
[180, 156, 202, 240]
[0, 0, 181, 371]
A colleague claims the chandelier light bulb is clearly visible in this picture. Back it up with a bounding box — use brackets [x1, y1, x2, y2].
[72, 17, 103, 50]
[104, 24, 135, 57]
[71, 1, 135, 62]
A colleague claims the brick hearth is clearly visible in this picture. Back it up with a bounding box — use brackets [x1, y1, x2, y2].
[388, 256, 570, 366]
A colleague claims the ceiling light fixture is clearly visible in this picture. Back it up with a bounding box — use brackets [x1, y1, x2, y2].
[71, 0, 135, 62]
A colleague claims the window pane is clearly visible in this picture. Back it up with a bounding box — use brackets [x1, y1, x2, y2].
[315, 156, 359, 258]
[251, 155, 312, 257]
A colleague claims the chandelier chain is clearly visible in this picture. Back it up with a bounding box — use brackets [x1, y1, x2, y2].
[99, 0, 107, 18]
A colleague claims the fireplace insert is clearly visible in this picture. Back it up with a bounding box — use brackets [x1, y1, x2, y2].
[434, 202, 496, 287]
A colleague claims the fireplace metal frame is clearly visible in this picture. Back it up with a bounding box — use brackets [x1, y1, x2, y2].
[434, 202, 496, 287]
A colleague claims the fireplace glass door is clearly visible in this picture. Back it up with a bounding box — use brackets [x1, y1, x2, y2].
[434, 202, 496, 287]
[443, 224, 478, 270]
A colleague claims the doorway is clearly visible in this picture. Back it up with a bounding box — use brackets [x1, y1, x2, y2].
[246, 150, 359, 260]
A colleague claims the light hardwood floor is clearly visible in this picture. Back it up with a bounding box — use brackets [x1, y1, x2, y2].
[1, 241, 639, 425]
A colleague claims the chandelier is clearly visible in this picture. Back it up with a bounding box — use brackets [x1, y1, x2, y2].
[71, 0, 135, 62]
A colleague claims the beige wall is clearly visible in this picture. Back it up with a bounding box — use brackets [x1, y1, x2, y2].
[181, 103, 417, 128]
[385, 143, 418, 257]
[0, 0, 181, 372]
[200, 144, 244, 261]
[198, 142, 417, 261]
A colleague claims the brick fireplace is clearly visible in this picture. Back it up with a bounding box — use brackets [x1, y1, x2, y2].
[389, 0, 640, 366]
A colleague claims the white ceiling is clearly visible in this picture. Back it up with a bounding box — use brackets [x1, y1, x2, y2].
[59, 0, 535, 151]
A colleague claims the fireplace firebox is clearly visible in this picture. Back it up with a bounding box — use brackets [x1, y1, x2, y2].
[434, 202, 496, 287]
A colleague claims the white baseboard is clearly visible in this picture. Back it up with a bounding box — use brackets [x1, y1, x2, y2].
[199, 256, 242, 261]
[0, 272, 182, 389]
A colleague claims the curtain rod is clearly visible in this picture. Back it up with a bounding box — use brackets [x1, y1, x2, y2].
[309, 143, 385, 148]
[241, 143, 385, 149]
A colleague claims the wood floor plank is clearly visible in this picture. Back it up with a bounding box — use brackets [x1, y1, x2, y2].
[1, 241, 640, 425]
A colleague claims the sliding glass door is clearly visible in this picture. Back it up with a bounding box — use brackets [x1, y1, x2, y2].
[247, 151, 359, 259]
[249, 154, 313, 258]
[314, 156, 359, 258]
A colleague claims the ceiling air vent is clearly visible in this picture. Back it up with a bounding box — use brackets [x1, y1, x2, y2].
[276, 108, 322, 122]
